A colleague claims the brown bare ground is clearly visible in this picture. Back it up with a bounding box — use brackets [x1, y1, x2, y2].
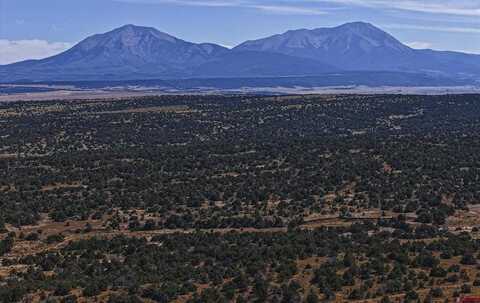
[2, 208, 480, 303]
[41, 181, 84, 191]
[94, 105, 196, 114]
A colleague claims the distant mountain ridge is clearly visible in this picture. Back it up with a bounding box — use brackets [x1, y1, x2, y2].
[1, 22, 480, 84]
[235, 22, 412, 71]
[235, 22, 480, 77]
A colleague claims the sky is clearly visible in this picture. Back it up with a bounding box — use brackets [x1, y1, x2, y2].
[0, 0, 479, 64]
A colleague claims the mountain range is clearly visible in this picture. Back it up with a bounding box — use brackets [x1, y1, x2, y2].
[1, 22, 480, 84]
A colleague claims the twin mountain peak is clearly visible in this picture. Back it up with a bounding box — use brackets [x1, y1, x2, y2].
[2, 22, 480, 82]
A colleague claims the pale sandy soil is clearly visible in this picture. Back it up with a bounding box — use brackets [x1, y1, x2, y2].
[1, 85, 479, 102]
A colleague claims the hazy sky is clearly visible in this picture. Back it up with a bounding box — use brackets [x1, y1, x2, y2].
[1, 0, 479, 64]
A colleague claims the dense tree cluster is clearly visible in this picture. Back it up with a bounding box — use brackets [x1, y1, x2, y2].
[1, 94, 480, 229]
[2, 227, 480, 302]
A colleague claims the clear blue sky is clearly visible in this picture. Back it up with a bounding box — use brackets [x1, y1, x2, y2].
[0, 0, 479, 64]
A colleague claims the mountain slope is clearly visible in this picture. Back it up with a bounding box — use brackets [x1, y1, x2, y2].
[193, 50, 338, 78]
[235, 22, 480, 78]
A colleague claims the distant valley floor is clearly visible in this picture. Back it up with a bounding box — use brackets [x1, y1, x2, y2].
[1, 83, 480, 102]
